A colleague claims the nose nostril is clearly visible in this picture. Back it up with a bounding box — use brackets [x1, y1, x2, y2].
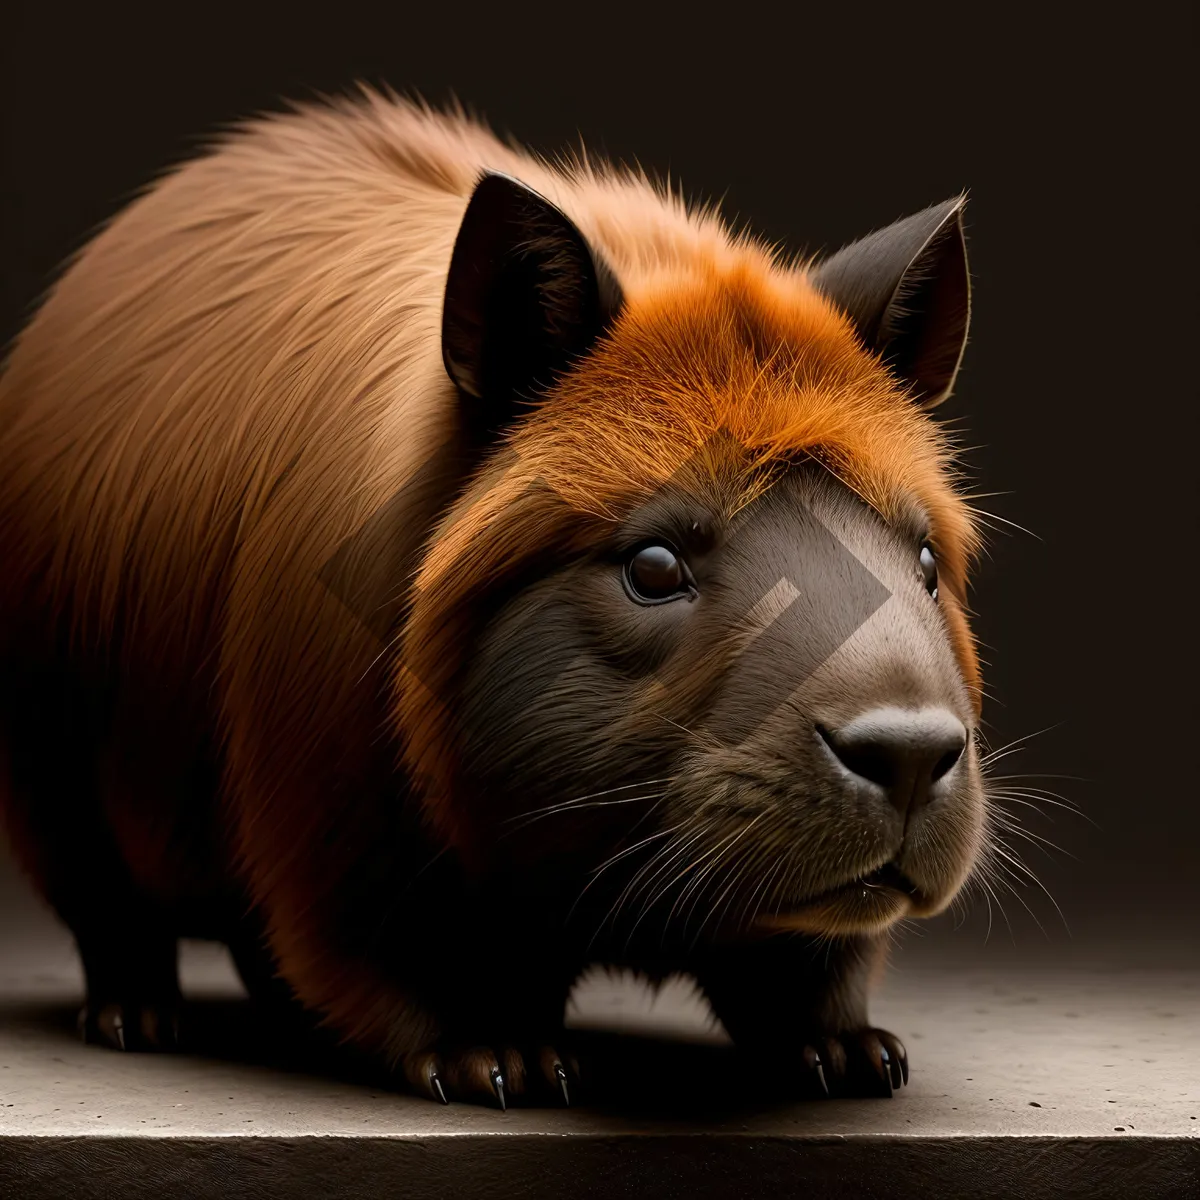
[931, 742, 965, 783]
[816, 724, 897, 788]
[833, 744, 898, 790]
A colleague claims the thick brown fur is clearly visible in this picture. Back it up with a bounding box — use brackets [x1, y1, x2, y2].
[0, 90, 982, 1088]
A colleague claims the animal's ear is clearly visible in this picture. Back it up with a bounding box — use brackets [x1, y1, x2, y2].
[810, 197, 971, 406]
[442, 170, 624, 443]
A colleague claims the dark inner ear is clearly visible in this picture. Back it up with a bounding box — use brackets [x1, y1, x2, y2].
[442, 170, 624, 451]
[810, 198, 971, 406]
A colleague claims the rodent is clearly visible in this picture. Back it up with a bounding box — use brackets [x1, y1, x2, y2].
[0, 89, 987, 1107]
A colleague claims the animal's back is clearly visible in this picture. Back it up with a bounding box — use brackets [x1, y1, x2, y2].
[2, 99, 496, 671]
[0, 92, 726, 691]
[0, 99, 456, 916]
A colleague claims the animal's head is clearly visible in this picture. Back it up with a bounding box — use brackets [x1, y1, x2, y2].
[395, 171, 986, 947]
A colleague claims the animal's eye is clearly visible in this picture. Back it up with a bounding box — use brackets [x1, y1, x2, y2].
[624, 543, 695, 605]
[919, 543, 939, 600]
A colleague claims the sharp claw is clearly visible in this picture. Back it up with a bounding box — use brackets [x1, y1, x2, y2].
[876, 1046, 894, 1097]
[490, 1066, 506, 1112]
[898, 1051, 909, 1087]
[430, 1068, 448, 1105]
[814, 1058, 829, 1097]
[878, 1044, 904, 1091]
[112, 1013, 126, 1052]
[802, 1045, 829, 1097]
[554, 1062, 570, 1107]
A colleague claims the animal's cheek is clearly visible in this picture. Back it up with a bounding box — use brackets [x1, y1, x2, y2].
[581, 606, 702, 685]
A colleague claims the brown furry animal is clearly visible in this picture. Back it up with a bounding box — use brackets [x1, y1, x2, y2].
[0, 90, 987, 1106]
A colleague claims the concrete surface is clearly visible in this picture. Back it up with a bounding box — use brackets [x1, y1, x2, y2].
[1, 893, 1197, 1198]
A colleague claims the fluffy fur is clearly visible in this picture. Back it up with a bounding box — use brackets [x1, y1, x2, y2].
[0, 90, 982, 1076]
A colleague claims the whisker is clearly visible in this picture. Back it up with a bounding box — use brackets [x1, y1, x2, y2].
[573, 824, 683, 910]
[974, 868, 1013, 943]
[502, 792, 667, 837]
[987, 788, 1085, 813]
[671, 831, 744, 932]
[587, 824, 680, 880]
[988, 841, 1072, 934]
[685, 814, 770, 945]
[988, 788, 1096, 831]
[979, 724, 1061, 767]
[740, 845, 788, 934]
[681, 817, 768, 946]
[996, 872, 1047, 936]
[993, 801, 1089, 849]
[977, 875, 994, 941]
[591, 821, 712, 947]
[965, 505, 1042, 541]
[649, 711, 723, 751]
[636, 819, 748, 944]
[503, 779, 674, 824]
[989, 819, 1077, 860]
[630, 821, 729, 936]
[568, 823, 685, 934]
[987, 772, 1088, 784]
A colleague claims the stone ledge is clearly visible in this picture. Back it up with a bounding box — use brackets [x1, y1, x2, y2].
[1, 924, 1197, 1199]
[2, 1133, 1197, 1200]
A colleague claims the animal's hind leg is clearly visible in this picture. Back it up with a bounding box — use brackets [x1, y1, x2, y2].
[72, 914, 182, 1052]
[10, 821, 185, 1052]
[28, 811, 185, 1052]
[2, 657, 184, 1051]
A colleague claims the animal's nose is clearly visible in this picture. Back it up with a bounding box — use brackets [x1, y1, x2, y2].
[819, 707, 967, 814]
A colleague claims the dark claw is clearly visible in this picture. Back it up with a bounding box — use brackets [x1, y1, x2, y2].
[81, 1003, 128, 1052]
[876, 1046, 894, 1097]
[802, 1045, 829, 1097]
[554, 1062, 570, 1107]
[881, 1035, 909, 1087]
[430, 1068, 448, 1105]
[815, 1060, 828, 1097]
[490, 1066, 506, 1112]
[149, 1009, 180, 1052]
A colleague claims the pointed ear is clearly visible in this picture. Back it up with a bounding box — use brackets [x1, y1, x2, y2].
[442, 170, 624, 444]
[810, 197, 971, 406]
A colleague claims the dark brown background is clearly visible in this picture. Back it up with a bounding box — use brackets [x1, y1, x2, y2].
[1, 2, 1195, 961]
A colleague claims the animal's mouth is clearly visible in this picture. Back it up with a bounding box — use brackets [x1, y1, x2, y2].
[857, 862, 920, 896]
[753, 861, 923, 934]
[795, 861, 920, 907]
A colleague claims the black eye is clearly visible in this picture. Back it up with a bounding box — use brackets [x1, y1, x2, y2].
[919, 543, 939, 600]
[624, 543, 695, 604]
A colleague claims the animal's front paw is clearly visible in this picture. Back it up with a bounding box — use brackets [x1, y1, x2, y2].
[793, 1027, 908, 1098]
[401, 1040, 580, 1110]
[78, 998, 182, 1052]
